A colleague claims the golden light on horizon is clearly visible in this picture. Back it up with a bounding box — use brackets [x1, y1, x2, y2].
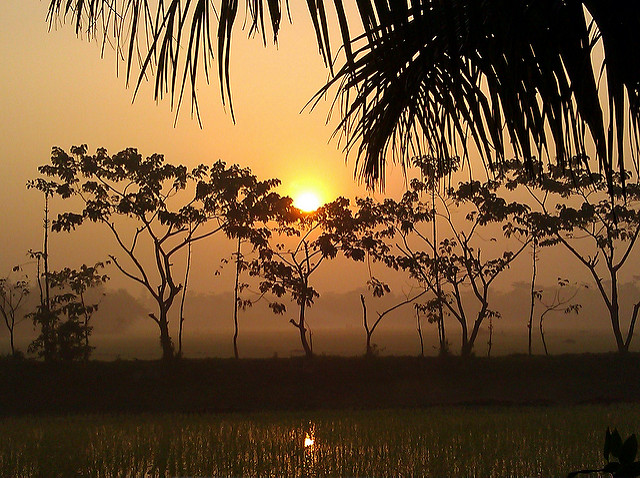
[294, 191, 322, 212]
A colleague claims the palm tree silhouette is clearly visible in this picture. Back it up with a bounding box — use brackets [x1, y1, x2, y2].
[46, 1, 640, 189]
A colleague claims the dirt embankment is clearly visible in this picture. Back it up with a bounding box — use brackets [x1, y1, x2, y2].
[1, 353, 639, 415]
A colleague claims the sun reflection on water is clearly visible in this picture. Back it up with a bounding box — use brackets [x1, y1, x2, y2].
[304, 433, 315, 448]
[301, 423, 318, 477]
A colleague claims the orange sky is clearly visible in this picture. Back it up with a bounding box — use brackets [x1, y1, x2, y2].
[3, 2, 640, 359]
[1, 1, 639, 297]
[0, 1, 414, 291]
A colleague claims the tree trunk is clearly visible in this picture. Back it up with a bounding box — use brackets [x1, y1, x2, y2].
[438, 312, 448, 356]
[610, 308, 628, 353]
[178, 226, 193, 359]
[298, 301, 313, 358]
[82, 295, 90, 362]
[528, 240, 537, 355]
[233, 238, 241, 359]
[463, 304, 488, 358]
[460, 320, 471, 357]
[431, 188, 449, 356]
[158, 310, 174, 361]
[233, 327, 239, 360]
[540, 312, 549, 356]
[361, 294, 374, 356]
[84, 320, 90, 362]
[43, 195, 50, 311]
[487, 316, 493, 358]
[366, 331, 374, 356]
[9, 326, 15, 356]
[416, 309, 424, 358]
[608, 271, 628, 353]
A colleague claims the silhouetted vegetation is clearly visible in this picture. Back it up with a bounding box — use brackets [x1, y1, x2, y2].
[28, 263, 109, 362]
[253, 198, 364, 358]
[536, 279, 584, 356]
[34, 145, 282, 360]
[14, 146, 640, 361]
[569, 428, 640, 478]
[504, 158, 640, 353]
[356, 156, 530, 356]
[0, 266, 30, 357]
[44, 1, 640, 195]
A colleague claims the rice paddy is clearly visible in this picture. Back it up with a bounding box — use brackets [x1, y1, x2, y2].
[1, 404, 638, 477]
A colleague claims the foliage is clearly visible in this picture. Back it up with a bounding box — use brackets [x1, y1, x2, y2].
[28, 262, 109, 362]
[357, 156, 530, 356]
[569, 428, 640, 478]
[34, 145, 282, 360]
[0, 266, 30, 356]
[253, 197, 364, 357]
[45, 1, 640, 191]
[503, 158, 640, 352]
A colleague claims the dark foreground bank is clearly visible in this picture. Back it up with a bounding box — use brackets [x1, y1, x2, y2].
[1, 353, 639, 415]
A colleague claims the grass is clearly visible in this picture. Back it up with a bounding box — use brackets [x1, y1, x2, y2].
[2, 405, 640, 477]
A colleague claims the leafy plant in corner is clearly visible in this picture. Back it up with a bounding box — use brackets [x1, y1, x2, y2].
[569, 428, 640, 477]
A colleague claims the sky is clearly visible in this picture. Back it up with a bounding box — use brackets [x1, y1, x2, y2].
[2, 2, 640, 358]
[0, 1, 409, 292]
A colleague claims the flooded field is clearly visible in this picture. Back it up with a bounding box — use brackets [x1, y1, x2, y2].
[2, 404, 638, 477]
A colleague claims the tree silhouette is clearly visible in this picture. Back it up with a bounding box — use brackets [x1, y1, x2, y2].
[254, 197, 364, 358]
[536, 278, 583, 356]
[45, 1, 640, 190]
[232, 237, 243, 359]
[26, 178, 58, 360]
[0, 267, 30, 357]
[360, 281, 428, 357]
[359, 157, 530, 356]
[28, 262, 108, 362]
[60, 263, 110, 360]
[504, 157, 640, 353]
[35, 145, 280, 360]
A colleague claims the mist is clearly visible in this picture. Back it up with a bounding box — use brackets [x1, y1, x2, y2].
[2, 279, 633, 359]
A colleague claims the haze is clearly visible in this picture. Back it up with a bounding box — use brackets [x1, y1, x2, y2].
[1, 1, 638, 359]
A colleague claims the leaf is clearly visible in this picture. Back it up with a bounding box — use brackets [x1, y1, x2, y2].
[620, 435, 638, 465]
[611, 429, 624, 460]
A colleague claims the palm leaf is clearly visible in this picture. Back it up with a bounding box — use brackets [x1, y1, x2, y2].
[46, 0, 640, 192]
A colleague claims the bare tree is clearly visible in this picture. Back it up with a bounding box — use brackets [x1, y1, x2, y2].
[360, 278, 428, 357]
[537, 279, 584, 356]
[0, 267, 30, 356]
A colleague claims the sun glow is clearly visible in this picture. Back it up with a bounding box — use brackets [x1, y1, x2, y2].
[294, 191, 322, 212]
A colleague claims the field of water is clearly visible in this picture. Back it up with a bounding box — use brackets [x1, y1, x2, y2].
[2, 404, 639, 477]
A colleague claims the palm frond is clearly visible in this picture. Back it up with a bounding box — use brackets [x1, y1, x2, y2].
[315, 0, 640, 190]
[47, 0, 640, 192]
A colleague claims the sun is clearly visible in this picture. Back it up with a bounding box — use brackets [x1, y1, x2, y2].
[294, 191, 321, 212]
